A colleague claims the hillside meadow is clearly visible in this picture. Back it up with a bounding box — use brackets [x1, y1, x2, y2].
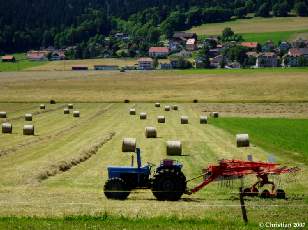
[188, 17, 308, 35]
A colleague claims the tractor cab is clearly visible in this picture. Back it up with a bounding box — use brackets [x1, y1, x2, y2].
[105, 148, 152, 193]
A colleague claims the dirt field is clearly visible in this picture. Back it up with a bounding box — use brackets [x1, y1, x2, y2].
[188, 17, 308, 35]
[1, 70, 308, 103]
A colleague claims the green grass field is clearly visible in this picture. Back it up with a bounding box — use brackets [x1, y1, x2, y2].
[0, 53, 46, 72]
[241, 30, 308, 44]
[212, 117, 308, 163]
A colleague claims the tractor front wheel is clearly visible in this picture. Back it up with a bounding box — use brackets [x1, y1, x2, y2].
[104, 177, 130, 200]
[151, 169, 186, 201]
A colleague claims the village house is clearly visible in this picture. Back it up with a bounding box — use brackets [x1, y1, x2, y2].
[262, 40, 275, 52]
[283, 48, 308, 67]
[210, 55, 225, 68]
[114, 32, 129, 41]
[256, 52, 278, 68]
[186, 38, 197, 51]
[169, 32, 197, 51]
[291, 38, 308, 48]
[241, 42, 259, 51]
[149, 47, 169, 58]
[138, 57, 154, 70]
[1, 55, 16, 62]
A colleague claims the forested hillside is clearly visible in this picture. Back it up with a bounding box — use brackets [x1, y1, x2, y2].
[0, 0, 308, 53]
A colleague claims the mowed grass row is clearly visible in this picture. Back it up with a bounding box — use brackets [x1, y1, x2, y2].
[0, 103, 307, 228]
[1, 70, 308, 102]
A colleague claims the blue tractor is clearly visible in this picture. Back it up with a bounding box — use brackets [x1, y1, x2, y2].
[104, 148, 187, 201]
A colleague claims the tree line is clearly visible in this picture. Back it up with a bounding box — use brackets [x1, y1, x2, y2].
[0, 0, 308, 55]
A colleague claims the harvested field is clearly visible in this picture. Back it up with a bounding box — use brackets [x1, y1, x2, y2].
[0, 70, 308, 102]
[0, 102, 307, 230]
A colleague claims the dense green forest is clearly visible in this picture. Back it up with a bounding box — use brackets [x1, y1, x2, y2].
[0, 0, 308, 54]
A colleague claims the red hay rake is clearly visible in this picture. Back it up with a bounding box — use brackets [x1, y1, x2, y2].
[186, 159, 300, 199]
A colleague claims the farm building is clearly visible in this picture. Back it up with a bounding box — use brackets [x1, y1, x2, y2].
[49, 51, 66, 61]
[138, 57, 154, 70]
[72, 66, 89, 71]
[186, 39, 197, 51]
[149, 47, 169, 58]
[27, 51, 49, 61]
[256, 52, 278, 68]
[1, 55, 15, 62]
[94, 65, 119, 70]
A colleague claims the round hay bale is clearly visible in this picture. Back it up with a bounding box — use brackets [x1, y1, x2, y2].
[25, 113, 33, 121]
[172, 105, 178, 110]
[181, 116, 189, 124]
[140, 112, 147, 120]
[129, 108, 136, 115]
[210, 112, 219, 118]
[164, 106, 171, 111]
[157, 116, 165, 123]
[68, 104, 74, 109]
[50, 99, 56, 104]
[23, 125, 34, 135]
[145, 127, 157, 138]
[200, 116, 208, 124]
[155, 103, 160, 108]
[166, 140, 182, 156]
[73, 111, 80, 118]
[2, 122, 12, 134]
[236, 134, 250, 147]
[0, 111, 7, 118]
[64, 108, 70, 114]
[122, 138, 136, 152]
[40, 104, 46, 110]
[124, 99, 130, 103]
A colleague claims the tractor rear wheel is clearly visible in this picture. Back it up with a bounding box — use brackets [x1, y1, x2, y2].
[151, 169, 186, 201]
[104, 177, 130, 200]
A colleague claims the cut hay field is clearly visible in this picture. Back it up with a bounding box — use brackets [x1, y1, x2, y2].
[27, 58, 138, 71]
[0, 102, 307, 229]
[1, 70, 308, 103]
[188, 17, 308, 35]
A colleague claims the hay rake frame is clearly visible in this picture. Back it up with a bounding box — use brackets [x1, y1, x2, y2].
[185, 159, 300, 199]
